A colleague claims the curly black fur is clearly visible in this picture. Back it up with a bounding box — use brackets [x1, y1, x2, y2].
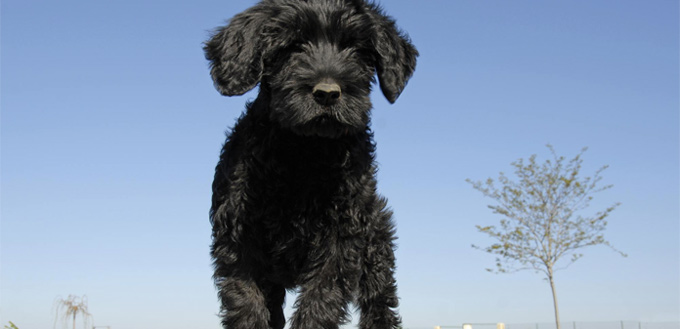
[204, 1, 417, 328]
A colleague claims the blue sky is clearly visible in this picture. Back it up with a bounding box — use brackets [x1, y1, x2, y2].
[1, 1, 678, 329]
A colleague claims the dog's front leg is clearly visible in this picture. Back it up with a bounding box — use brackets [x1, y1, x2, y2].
[216, 276, 271, 329]
[358, 208, 402, 329]
[289, 236, 360, 329]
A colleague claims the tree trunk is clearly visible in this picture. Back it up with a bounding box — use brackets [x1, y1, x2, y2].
[548, 267, 561, 329]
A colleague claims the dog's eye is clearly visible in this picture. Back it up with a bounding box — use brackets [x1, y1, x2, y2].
[338, 37, 356, 51]
[354, 47, 376, 63]
[286, 43, 305, 54]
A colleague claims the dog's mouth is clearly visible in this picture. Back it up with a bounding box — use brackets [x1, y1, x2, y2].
[291, 114, 357, 138]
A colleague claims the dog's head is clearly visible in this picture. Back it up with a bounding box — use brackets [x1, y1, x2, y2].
[205, 0, 417, 138]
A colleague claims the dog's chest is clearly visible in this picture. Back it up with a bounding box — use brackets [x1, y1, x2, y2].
[249, 134, 359, 226]
[248, 146, 361, 264]
[254, 160, 349, 237]
[246, 169, 352, 283]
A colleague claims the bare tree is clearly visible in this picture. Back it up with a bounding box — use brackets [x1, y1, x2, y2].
[467, 145, 626, 329]
[53, 295, 92, 329]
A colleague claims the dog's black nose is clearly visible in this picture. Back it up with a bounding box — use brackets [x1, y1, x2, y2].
[313, 82, 341, 106]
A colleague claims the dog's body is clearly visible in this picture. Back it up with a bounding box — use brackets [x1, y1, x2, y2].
[205, 1, 417, 328]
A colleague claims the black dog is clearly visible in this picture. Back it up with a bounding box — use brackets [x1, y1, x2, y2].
[204, 1, 417, 328]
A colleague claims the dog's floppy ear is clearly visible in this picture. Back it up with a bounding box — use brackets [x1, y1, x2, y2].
[204, 4, 271, 96]
[368, 6, 418, 103]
